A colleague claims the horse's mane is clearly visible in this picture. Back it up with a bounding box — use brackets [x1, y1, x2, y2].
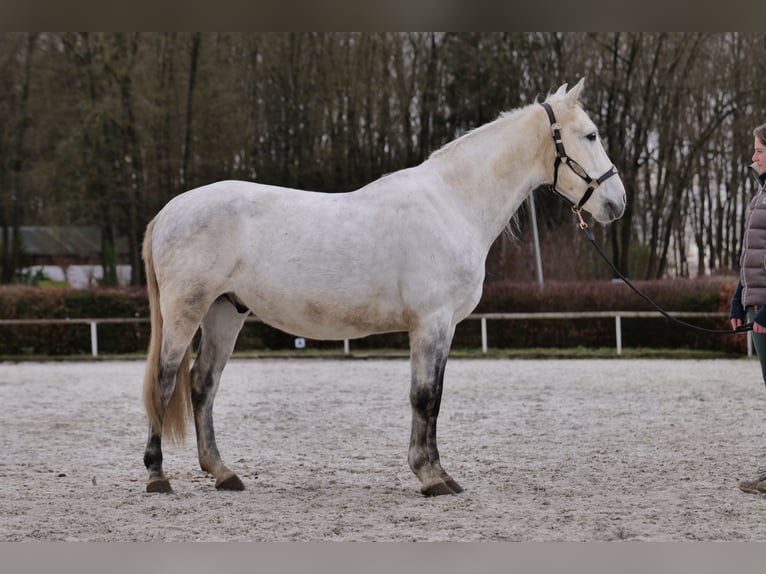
[430, 83, 587, 161]
[429, 105, 530, 160]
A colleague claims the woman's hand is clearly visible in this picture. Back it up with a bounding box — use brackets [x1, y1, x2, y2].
[732, 317, 766, 333]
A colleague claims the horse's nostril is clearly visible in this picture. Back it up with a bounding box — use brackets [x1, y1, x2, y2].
[603, 199, 625, 221]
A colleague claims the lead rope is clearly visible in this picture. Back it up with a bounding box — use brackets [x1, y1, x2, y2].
[575, 210, 753, 335]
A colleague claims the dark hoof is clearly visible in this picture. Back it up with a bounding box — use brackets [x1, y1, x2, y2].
[216, 474, 245, 491]
[443, 477, 464, 494]
[146, 478, 173, 493]
[421, 479, 456, 497]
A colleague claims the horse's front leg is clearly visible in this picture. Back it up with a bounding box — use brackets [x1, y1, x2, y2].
[408, 320, 463, 496]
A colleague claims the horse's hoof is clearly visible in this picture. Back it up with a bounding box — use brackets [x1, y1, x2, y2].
[146, 478, 173, 493]
[443, 476, 464, 494]
[421, 479, 456, 497]
[216, 474, 245, 491]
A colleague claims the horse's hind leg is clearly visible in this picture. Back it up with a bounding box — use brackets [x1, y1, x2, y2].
[144, 326, 198, 493]
[191, 296, 249, 490]
[407, 318, 463, 496]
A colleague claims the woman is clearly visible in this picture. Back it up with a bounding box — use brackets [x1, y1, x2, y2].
[731, 123, 766, 494]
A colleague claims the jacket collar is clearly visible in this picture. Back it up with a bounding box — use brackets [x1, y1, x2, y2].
[750, 162, 766, 187]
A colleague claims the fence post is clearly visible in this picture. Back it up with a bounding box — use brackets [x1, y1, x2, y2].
[481, 317, 488, 354]
[344, 339, 350, 355]
[615, 315, 622, 355]
[90, 321, 98, 357]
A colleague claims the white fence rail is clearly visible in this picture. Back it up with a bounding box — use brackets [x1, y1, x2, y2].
[469, 311, 741, 355]
[0, 311, 738, 357]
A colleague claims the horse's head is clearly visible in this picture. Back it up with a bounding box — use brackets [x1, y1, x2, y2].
[541, 79, 626, 224]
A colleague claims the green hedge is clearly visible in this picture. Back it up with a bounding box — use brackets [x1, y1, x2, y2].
[0, 277, 744, 356]
[0, 286, 150, 356]
[467, 277, 742, 353]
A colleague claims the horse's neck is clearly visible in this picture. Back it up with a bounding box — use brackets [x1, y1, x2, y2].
[428, 107, 549, 248]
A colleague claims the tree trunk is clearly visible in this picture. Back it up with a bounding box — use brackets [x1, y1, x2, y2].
[1, 33, 36, 284]
[181, 32, 202, 191]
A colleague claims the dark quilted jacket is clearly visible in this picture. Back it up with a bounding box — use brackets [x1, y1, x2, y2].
[740, 167, 766, 309]
[732, 165, 766, 326]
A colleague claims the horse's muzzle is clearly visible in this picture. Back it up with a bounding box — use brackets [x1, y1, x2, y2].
[596, 197, 626, 223]
[608, 198, 626, 219]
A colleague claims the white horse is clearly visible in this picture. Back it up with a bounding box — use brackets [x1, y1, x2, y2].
[142, 79, 626, 496]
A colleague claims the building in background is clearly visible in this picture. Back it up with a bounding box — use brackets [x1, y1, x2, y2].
[18, 226, 131, 288]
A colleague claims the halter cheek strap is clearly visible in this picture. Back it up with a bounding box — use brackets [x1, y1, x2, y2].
[540, 102, 618, 214]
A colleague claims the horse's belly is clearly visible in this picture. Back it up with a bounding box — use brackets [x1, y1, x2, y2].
[251, 299, 410, 341]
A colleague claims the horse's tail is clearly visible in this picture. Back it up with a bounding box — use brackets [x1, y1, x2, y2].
[142, 217, 192, 444]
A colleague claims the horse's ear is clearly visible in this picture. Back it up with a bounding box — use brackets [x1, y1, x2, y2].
[554, 83, 568, 96]
[566, 78, 585, 104]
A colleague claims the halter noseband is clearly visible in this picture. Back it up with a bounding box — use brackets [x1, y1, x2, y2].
[540, 102, 618, 218]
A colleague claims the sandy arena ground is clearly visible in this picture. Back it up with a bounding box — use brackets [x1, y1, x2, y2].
[3, 357, 766, 542]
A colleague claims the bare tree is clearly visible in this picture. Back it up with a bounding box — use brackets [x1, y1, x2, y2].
[6, 32, 766, 285]
[1, 33, 36, 283]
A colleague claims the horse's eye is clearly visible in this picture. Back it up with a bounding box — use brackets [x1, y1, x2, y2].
[586, 132, 598, 142]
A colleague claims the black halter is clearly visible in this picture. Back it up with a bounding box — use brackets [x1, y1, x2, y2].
[540, 101, 618, 214]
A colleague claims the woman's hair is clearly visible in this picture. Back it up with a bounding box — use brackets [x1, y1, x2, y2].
[754, 124, 766, 146]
